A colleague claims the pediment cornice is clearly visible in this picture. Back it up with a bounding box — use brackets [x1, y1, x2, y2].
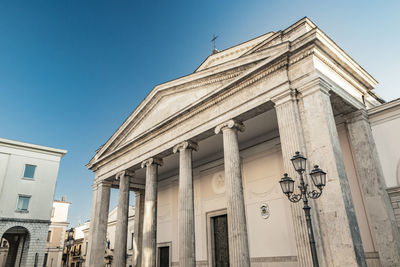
[87, 18, 380, 172]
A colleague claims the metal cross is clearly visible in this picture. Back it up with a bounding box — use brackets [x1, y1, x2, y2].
[211, 34, 218, 50]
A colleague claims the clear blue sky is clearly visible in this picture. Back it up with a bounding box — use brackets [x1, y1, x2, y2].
[1, 1, 399, 226]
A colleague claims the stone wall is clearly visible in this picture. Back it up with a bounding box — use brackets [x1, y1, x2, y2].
[0, 218, 50, 267]
[387, 187, 400, 228]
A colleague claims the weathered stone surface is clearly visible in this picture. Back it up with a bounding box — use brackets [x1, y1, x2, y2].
[346, 110, 400, 266]
[141, 158, 162, 267]
[173, 141, 198, 267]
[216, 120, 250, 267]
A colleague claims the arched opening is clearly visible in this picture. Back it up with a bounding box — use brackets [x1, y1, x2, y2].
[0, 226, 30, 267]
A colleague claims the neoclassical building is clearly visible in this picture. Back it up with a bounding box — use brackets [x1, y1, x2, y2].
[86, 18, 400, 267]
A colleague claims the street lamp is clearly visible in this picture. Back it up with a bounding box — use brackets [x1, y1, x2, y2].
[65, 228, 74, 267]
[279, 151, 327, 267]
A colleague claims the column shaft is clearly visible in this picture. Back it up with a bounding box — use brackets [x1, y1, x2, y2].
[86, 183, 98, 267]
[216, 120, 250, 267]
[89, 181, 111, 267]
[274, 92, 315, 267]
[114, 171, 132, 267]
[174, 141, 198, 267]
[141, 158, 162, 267]
[299, 83, 365, 266]
[346, 110, 400, 266]
[134, 189, 145, 267]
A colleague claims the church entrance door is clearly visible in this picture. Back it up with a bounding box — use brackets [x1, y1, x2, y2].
[212, 214, 230, 267]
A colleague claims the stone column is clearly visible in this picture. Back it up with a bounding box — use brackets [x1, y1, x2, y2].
[272, 89, 314, 267]
[141, 157, 163, 267]
[114, 170, 134, 267]
[173, 141, 199, 267]
[298, 80, 366, 267]
[215, 120, 250, 267]
[134, 189, 145, 267]
[89, 180, 111, 267]
[86, 183, 98, 267]
[346, 110, 400, 266]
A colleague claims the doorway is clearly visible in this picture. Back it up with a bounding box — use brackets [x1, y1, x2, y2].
[212, 214, 229, 267]
[157, 242, 171, 267]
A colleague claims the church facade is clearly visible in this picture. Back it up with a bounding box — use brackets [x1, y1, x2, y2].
[86, 18, 400, 267]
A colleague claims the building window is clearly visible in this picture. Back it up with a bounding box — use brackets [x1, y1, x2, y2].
[17, 195, 31, 212]
[130, 232, 134, 249]
[47, 231, 52, 242]
[23, 164, 36, 179]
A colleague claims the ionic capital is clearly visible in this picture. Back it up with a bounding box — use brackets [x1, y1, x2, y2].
[215, 119, 245, 134]
[116, 170, 135, 180]
[141, 157, 163, 168]
[173, 140, 199, 154]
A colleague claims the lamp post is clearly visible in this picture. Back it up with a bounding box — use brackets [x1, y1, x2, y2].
[279, 151, 327, 267]
[65, 228, 74, 267]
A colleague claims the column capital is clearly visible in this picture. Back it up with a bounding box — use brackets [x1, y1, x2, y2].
[344, 109, 368, 124]
[93, 179, 112, 188]
[116, 170, 135, 180]
[141, 157, 163, 168]
[173, 140, 199, 154]
[296, 77, 332, 98]
[215, 119, 245, 134]
[271, 88, 297, 106]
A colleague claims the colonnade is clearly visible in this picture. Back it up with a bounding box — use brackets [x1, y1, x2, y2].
[87, 83, 400, 267]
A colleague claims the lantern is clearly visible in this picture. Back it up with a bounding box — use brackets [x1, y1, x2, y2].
[310, 165, 327, 190]
[279, 173, 295, 195]
[291, 151, 307, 173]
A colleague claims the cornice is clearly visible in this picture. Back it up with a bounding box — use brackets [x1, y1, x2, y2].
[90, 53, 289, 171]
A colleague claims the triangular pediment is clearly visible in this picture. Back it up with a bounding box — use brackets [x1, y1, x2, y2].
[88, 18, 319, 167]
[91, 40, 292, 164]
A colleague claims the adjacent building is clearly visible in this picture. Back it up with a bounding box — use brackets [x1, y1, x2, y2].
[63, 206, 135, 267]
[0, 138, 67, 266]
[86, 17, 400, 267]
[46, 197, 71, 267]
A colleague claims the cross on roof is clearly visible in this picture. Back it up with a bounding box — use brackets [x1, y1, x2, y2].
[211, 34, 218, 50]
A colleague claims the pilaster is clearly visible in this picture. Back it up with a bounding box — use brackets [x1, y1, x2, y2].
[272, 89, 314, 267]
[298, 79, 366, 266]
[345, 109, 400, 266]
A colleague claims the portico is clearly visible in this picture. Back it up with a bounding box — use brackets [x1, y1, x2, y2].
[86, 18, 400, 267]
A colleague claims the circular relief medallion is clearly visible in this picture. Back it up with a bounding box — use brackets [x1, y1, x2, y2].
[212, 172, 226, 194]
[260, 203, 270, 219]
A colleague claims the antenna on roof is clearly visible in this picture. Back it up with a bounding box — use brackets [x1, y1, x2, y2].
[211, 34, 219, 54]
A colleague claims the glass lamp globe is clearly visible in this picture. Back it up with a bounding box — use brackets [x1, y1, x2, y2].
[279, 173, 295, 195]
[291, 151, 307, 173]
[310, 165, 327, 189]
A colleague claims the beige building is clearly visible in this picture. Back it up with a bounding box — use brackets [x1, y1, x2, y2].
[86, 17, 400, 267]
[0, 138, 66, 267]
[45, 197, 71, 267]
